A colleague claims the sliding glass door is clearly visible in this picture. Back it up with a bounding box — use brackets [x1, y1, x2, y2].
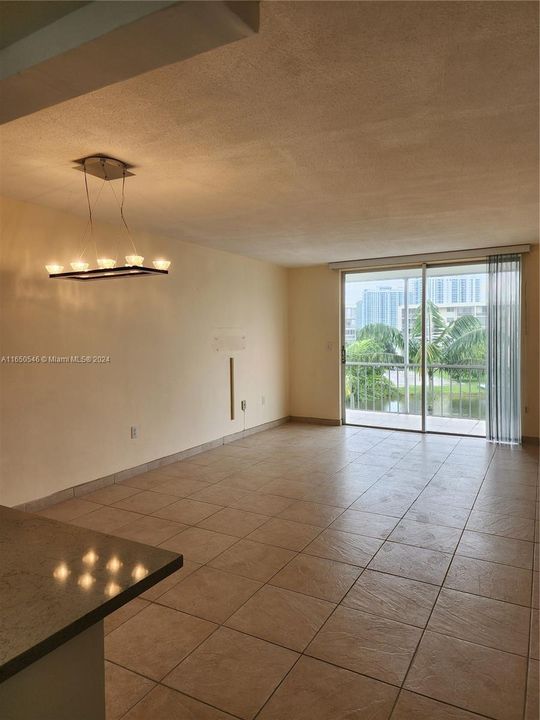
[342, 262, 489, 437]
[343, 268, 423, 431]
[424, 263, 488, 435]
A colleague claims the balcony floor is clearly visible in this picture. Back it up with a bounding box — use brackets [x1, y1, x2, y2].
[346, 409, 486, 436]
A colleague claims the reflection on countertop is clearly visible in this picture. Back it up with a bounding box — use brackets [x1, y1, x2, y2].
[0, 505, 182, 681]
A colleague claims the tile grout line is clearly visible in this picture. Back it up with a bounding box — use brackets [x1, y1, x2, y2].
[49, 427, 537, 719]
[105, 430, 438, 719]
[391, 439, 525, 720]
[522, 472, 539, 720]
[252, 433, 455, 719]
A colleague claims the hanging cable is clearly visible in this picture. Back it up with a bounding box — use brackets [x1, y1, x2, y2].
[83, 160, 101, 264]
[78, 179, 106, 261]
[107, 167, 138, 255]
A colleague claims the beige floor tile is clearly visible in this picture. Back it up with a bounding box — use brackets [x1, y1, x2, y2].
[164, 627, 298, 719]
[530, 608, 539, 659]
[329, 509, 398, 539]
[342, 569, 438, 627]
[218, 473, 277, 492]
[307, 484, 368, 508]
[525, 660, 539, 720]
[140, 561, 200, 600]
[388, 519, 462, 553]
[351, 488, 419, 517]
[118, 472, 169, 491]
[404, 631, 527, 720]
[105, 598, 149, 635]
[247, 518, 322, 551]
[70, 506, 143, 533]
[83, 484, 140, 505]
[226, 585, 335, 651]
[277, 500, 343, 528]
[368, 541, 452, 585]
[456, 530, 534, 569]
[189, 485, 249, 506]
[392, 690, 488, 719]
[208, 538, 296, 582]
[229, 492, 295, 516]
[258, 656, 398, 720]
[306, 605, 421, 685]
[112, 490, 178, 514]
[105, 661, 155, 720]
[270, 553, 361, 602]
[404, 501, 470, 529]
[152, 476, 212, 497]
[105, 604, 216, 681]
[257, 477, 314, 500]
[160, 527, 238, 564]
[159, 566, 262, 623]
[154, 461, 215, 479]
[533, 571, 539, 608]
[37, 497, 101, 521]
[473, 496, 536, 520]
[121, 685, 236, 720]
[428, 588, 530, 655]
[114, 515, 187, 546]
[478, 483, 537, 502]
[466, 509, 535, 541]
[152, 498, 223, 524]
[444, 555, 532, 606]
[304, 529, 382, 566]
[197, 507, 269, 537]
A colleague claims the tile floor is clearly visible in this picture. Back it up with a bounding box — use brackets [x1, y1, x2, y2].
[346, 409, 486, 436]
[37, 423, 539, 720]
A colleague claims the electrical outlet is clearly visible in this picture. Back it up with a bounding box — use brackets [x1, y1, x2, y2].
[241, 400, 247, 411]
[261, 395, 266, 406]
[130, 425, 138, 439]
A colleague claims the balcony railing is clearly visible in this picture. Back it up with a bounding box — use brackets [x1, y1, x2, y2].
[345, 361, 486, 420]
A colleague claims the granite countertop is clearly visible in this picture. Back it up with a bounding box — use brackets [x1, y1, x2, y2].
[0, 505, 182, 681]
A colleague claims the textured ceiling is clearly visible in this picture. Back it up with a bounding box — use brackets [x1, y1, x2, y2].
[0, 1, 538, 266]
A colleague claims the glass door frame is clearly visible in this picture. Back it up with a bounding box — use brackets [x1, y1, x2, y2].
[340, 260, 487, 437]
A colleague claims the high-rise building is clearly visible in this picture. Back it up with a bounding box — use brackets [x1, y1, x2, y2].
[353, 274, 486, 334]
[356, 286, 404, 329]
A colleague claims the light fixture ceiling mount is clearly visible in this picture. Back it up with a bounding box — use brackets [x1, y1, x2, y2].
[46, 155, 171, 281]
[73, 155, 135, 181]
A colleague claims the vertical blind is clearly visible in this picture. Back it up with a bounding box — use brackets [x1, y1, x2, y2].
[487, 254, 521, 444]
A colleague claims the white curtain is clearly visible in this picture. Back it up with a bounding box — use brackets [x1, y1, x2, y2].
[487, 254, 521, 444]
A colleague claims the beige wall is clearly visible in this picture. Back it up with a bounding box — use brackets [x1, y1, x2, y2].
[288, 257, 540, 439]
[0, 196, 289, 507]
[288, 265, 341, 421]
[1, 195, 538, 507]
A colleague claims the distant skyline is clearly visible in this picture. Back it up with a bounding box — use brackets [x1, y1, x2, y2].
[346, 273, 487, 307]
[346, 273, 487, 335]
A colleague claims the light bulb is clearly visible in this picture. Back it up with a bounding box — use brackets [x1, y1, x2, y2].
[46, 264, 64, 274]
[78, 573, 95, 590]
[106, 556, 122, 573]
[53, 563, 70, 581]
[105, 581, 121, 598]
[152, 259, 171, 271]
[82, 549, 99, 566]
[131, 564, 149, 581]
[97, 258, 116, 269]
[70, 261, 89, 272]
[125, 255, 144, 266]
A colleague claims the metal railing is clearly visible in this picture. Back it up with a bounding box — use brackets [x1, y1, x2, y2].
[345, 361, 486, 420]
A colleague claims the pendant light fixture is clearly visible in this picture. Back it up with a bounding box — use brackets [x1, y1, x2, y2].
[46, 156, 171, 281]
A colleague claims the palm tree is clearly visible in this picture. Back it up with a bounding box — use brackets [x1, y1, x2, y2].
[347, 303, 486, 412]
